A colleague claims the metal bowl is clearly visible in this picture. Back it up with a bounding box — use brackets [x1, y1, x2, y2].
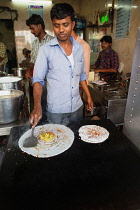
[12, 68, 27, 77]
[0, 89, 24, 124]
[0, 76, 22, 90]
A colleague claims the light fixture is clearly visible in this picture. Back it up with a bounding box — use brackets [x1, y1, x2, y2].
[11, 0, 53, 4]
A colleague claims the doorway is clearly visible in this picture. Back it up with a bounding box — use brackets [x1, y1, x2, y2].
[0, 19, 17, 73]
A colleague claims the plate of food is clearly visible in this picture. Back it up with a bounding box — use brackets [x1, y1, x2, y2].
[78, 125, 109, 143]
[18, 124, 74, 158]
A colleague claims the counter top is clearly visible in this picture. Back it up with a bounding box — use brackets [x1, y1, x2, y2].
[88, 81, 127, 101]
[0, 119, 140, 209]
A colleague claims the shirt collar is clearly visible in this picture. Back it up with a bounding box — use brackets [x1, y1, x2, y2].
[105, 47, 112, 54]
[36, 33, 48, 43]
[48, 36, 80, 50]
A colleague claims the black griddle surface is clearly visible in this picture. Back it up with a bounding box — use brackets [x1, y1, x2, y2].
[0, 119, 140, 210]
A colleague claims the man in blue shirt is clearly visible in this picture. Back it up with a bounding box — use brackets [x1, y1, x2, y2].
[30, 3, 93, 127]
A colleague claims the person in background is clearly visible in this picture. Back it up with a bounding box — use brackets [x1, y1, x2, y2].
[25, 14, 53, 113]
[20, 48, 28, 63]
[90, 35, 119, 81]
[19, 50, 31, 69]
[71, 29, 90, 81]
[25, 14, 53, 79]
[71, 28, 91, 98]
[30, 3, 93, 127]
[0, 42, 8, 72]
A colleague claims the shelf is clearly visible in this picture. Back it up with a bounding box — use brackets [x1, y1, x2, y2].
[87, 22, 113, 29]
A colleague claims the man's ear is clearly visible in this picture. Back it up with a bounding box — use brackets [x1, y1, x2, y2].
[38, 24, 42, 30]
[72, 21, 75, 30]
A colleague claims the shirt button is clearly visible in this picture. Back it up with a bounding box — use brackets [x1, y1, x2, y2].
[72, 87, 74, 89]
[69, 66, 71, 68]
[72, 76, 73, 78]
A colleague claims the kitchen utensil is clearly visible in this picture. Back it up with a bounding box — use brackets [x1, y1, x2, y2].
[12, 68, 27, 77]
[0, 76, 22, 90]
[23, 127, 38, 148]
[0, 89, 24, 124]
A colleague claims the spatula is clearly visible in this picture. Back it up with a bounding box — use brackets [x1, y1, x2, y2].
[23, 127, 38, 148]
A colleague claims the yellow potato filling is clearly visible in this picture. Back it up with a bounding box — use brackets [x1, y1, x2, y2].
[39, 132, 56, 142]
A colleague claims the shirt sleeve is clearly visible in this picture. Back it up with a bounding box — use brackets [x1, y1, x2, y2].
[32, 45, 48, 86]
[79, 47, 87, 82]
[0, 43, 6, 58]
[30, 41, 36, 64]
[111, 51, 119, 71]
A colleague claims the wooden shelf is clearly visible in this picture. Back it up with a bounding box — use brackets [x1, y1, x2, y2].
[86, 22, 113, 32]
[87, 22, 113, 29]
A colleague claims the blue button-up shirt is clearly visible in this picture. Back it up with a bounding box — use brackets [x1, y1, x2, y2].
[32, 36, 87, 113]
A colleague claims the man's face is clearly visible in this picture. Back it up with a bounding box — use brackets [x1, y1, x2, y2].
[52, 16, 75, 42]
[101, 41, 112, 52]
[29, 24, 41, 37]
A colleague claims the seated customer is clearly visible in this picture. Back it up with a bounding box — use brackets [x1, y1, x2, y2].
[91, 35, 119, 81]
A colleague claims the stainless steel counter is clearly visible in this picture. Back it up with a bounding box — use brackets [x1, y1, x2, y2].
[84, 81, 127, 124]
[0, 119, 29, 136]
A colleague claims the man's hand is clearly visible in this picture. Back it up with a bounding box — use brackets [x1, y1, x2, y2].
[25, 69, 32, 79]
[86, 96, 94, 111]
[30, 104, 42, 127]
[26, 62, 34, 79]
[80, 80, 94, 111]
[90, 64, 96, 69]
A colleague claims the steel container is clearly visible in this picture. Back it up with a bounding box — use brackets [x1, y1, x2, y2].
[12, 68, 27, 77]
[0, 71, 7, 77]
[0, 76, 22, 90]
[0, 89, 24, 124]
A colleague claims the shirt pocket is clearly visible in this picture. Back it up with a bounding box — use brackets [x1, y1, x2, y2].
[74, 61, 83, 76]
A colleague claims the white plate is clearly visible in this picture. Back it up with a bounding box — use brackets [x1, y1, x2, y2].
[92, 80, 107, 85]
[78, 125, 109, 143]
[18, 124, 74, 158]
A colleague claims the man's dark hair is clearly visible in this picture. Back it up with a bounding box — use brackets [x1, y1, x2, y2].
[100, 35, 112, 43]
[50, 3, 75, 21]
[26, 14, 45, 29]
[26, 50, 31, 57]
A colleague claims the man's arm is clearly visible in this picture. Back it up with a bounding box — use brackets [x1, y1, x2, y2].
[94, 68, 117, 73]
[25, 62, 34, 79]
[93, 51, 119, 73]
[30, 82, 43, 127]
[80, 80, 94, 111]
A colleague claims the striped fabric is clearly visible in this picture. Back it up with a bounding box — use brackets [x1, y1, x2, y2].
[0, 42, 8, 65]
[95, 47, 119, 71]
[30, 33, 53, 64]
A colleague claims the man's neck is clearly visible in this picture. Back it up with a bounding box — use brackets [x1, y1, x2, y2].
[103, 47, 111, 53]
[38, 31, 47, 41]
[58, 39, 73, 56]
